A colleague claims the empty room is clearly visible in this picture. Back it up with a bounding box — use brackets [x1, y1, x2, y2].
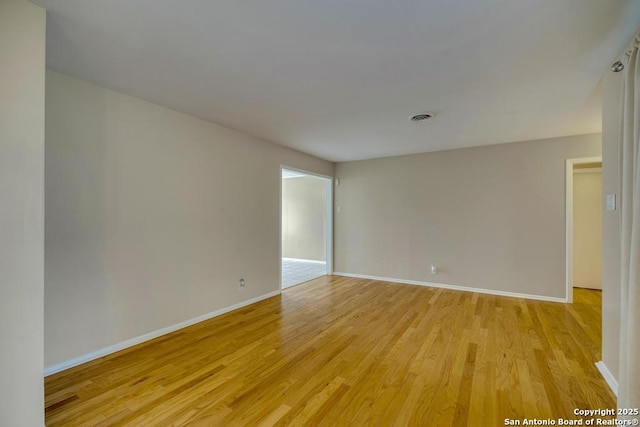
[2, 0, 640, 425]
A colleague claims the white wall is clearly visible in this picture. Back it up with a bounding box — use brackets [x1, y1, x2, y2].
[44, 70, 333, 367]
[0, 0, 46, 425]
[282, 176, 327, 261]
[335, 133, 601, 299]
[601, 69, 623, 381]
[573, 169, 602, 290]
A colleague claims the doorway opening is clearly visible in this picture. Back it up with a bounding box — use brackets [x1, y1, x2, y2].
[566, 157, 603, 303]
[280, 167, 332, 289]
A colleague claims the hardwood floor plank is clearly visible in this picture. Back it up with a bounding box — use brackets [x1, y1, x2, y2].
[45, 276, 615, 426]
[451, 342, 477, 427]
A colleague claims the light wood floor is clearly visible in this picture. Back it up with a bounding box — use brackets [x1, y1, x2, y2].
[45, 277, 614, 426]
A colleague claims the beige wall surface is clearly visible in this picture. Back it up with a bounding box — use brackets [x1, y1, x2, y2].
[282, 176, 327, 261]
[335, 133, 601, 299]
[573, 170, 603, 289]
[44, 70, 333, 367]
[0, 1, 46, 425]
[601, 70, 623, 381]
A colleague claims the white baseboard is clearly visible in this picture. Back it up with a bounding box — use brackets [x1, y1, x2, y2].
[282, 257, 326, 264]
[333, 272, 567, 303]
[595, 361, 618, 396]
[43, 290, 281, 377]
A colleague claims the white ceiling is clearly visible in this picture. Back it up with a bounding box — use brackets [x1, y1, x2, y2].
[34, 0, 640, 162]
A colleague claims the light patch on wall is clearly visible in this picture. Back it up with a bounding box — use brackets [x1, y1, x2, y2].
[282, 169, 307, 179]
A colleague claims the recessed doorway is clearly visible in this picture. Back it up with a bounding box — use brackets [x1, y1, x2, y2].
[280, 167, 332, 289]
[566, 157, 603, 302]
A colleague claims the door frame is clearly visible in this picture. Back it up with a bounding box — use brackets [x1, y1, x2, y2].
[565, 156, 602, 303]
[279, 166, 333, 290]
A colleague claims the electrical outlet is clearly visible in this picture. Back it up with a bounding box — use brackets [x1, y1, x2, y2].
[430, 265, 438, 275]
[238, 278, 245, 290]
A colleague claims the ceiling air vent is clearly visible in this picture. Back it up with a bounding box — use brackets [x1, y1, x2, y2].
[410, 113, 435, 122]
